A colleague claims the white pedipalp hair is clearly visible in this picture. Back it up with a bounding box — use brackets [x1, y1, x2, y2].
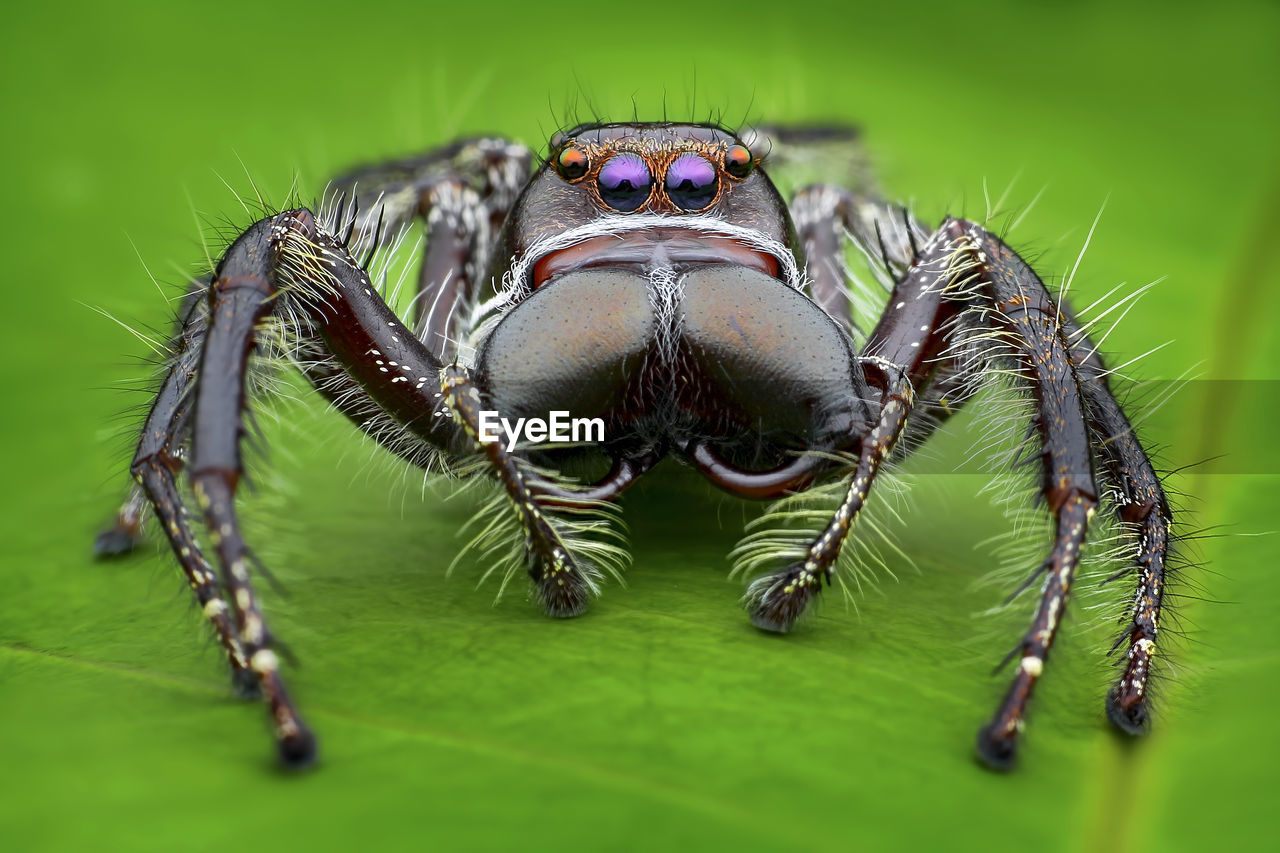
[729, 450, 918, 613]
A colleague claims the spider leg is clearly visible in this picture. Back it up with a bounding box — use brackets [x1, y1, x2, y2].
[787, 186, 973, 455]
[749, 215, 1107, 770]
[413, 179, 486, 354]
[791, 185, 857, 334]
[328, 137, 531, 355]
[91, 279, 257, 693]
[945, 220, 1102, 770]
[92, 484, 147, 556]
[120, 289, 262, 695]
[186, 219, 319, 765]
[745, 226, 966, 628]
[1059, 313, 1171, 735]
[138, 208, 475, 766]
[275, 211, 610, 615]
[438, 366, 603, 617]
[95, 281, 208, 556]
[850, 201, 1175, 741]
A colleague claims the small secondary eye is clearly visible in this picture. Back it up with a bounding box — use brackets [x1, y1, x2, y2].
[666, 153, 718, 210]
[556, 146, 590, 181]
[724, 144, 753, 179]
[597, 153, 652, 211]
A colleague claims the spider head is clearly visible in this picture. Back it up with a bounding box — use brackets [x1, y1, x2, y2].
[488, 122, 800, 294]
[471, 123, 862, 477]
[546, 122, 763, 215]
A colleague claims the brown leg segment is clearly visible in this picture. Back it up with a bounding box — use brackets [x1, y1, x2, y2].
[328, 137, 531, 356]
[439, 365, 599, 617]
[792, 184, 857, 333]
[173, 206, 497, 765]
[745, 225, 967, 629]
[847, 202, 1175, 745]
[187, 217, 315, 765]
[953, 220, 1100, 770]
[1060, 312, 1172, 734]
[95, 280, 209, 556]
[96, 286, 256, 693]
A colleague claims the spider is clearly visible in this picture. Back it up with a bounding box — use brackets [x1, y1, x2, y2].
[95, 121, 1173, 771]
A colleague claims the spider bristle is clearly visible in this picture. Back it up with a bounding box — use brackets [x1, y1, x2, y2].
[448, 456, 630, 614]
[730, 451, 913, 619]
[534, 567, 593, 619]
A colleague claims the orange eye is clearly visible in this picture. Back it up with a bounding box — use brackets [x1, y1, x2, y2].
[555, 146, 590, 181]
[724, 144, 753, 179]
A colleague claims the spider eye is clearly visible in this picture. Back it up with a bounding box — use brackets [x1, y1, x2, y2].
[666, 153, 718, 210]
[724, 144, 753, 179]
[597, 153, 652, 212]
[556, 146, 590, 181]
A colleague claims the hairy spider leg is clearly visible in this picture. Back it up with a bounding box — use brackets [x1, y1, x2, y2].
[1058, 310, 1171, 735]
[792, 184, 857, 333]
[439, 366, 600, 617]
[872, 201, 1173, 750]
[274, 215, 608, 617]
[142, 208, 488, 766]
[788, 184, 976, 452]
[184, 219, 320, 766]
[944, 221, 1101, 769]
[834, 191, 1174, 758]
[747, 212, 1108, 769]
[106, 207, 475, 766]
[154, 203, 620, 763]
[95, 282, 210, 556]
[114, 288, 258, 693]
[744, 225, 967, 629]
[328, 137, 531, 357]
[99, 139, 533, 543]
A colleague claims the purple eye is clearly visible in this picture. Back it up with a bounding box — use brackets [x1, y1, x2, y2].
[597, 153, 652, 211]
[666, 153, 718, 210]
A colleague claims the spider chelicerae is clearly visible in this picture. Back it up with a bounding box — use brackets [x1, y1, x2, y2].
[96, 121, 1174, 770]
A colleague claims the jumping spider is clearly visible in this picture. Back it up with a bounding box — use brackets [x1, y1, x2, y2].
[96, 122, 1173, 770]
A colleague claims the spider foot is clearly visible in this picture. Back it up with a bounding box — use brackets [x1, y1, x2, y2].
[532, 549, 592, 619]
[276, 724, 318, 770]
[93, 522, 144, 558]
[975, 722, 1020, 772]
[1106, 684, 1151, 736]
[745, 563, 824, 633]
[252, 659, 317, 769]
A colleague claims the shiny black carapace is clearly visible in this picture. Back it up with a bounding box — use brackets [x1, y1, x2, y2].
[97, 122, 1172, 771]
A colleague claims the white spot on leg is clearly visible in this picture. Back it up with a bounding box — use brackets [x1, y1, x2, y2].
[245, 614, 265, 645]
[250, 649, 279, 674]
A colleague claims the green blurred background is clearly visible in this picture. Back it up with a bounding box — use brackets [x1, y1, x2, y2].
[2, 1, 1277, 850]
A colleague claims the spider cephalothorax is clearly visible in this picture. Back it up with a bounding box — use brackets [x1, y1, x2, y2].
[96, 121, 1174, 772]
